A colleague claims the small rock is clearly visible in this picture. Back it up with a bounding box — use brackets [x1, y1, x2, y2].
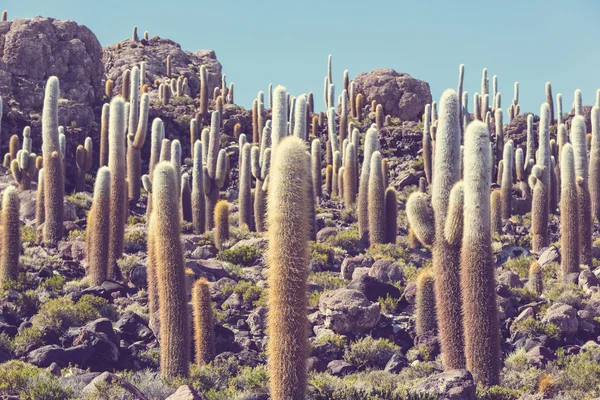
[316, 227, 338, 243]
[191, 245, 218, 260]
[128, 265, 147, 288]
[347, 274, 402, 302]
[538, 246, 560, 266]
[579, 268, 600, 292]
[495, 245, 530, 266]
[402, 282, 417, 305]
[384, 353, 409, 373]
[409, 369, 476, 400]
[542, 303, 578, 336]
[526, 345, 555, 368]
[46, 362, 61, 376]
[368, 259, 404, 285]
[327, 360, 356, 376]
[166, 385, 208, 400]
[246, 307, 267, 336]
[82, 371, 147, 398]
[498, 271, 523, 288]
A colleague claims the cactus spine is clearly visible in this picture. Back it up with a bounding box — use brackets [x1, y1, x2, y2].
[560, 143, 579, 276]
[461, 120, 500, 386]
[108, 97, 127, 280]
[87, 167, 111, 286]
[358, 127, 380, 237]
[191, 141, 206, 234]
[151, 162, 190, 379]
[266, 136, 310, 400]
[192, 278, 215, 365]
[368, 151, 386, 245]
[42, 76, 64, 246]
[416, 269, 437, 336]
[531, 104, 551, 252]
[571, 115, 592, 266]
[0, 187, 20, 285]
[214, 200, 229, 250]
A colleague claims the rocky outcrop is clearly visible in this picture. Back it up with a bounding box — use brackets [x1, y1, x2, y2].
[353, 68, 431, 122]
[0, 17, 103, 152]
[319, 289, 380, 334]
[102, 37, 222, 102]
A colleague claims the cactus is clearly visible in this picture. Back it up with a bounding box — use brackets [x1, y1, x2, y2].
[385, 187, 398, 244]
[343, 143, 357, 208]
[356, 93, 364, 120]
[150, 162, 190, 379]
[550, 156, 559, 213]
[192, 278, 215, 365]
[42, 77, 64, 246]
[358, 127, 380, 236]
[166, 55, 172, 78]
[310, 139, 322, 199]
[416, 269, 437, 336]
[375, 104, 384, 132]
[546, 82, 554, 123]
[368, 151, 386, 245]
[571, 115, 592, 266]
[251, 135, 270, 233]
[149, 118, 164, 181]
[557, 93, 563, 124]
[266, 136, 310, 400]
[11, 150, 37, 191]
[574, 89, 583, 116]
[171, 140, 182, 202]
[332, 150, 341, 197]
[162, 83, 170, 105]
[181, 173, 192, 222]
[214, 200, 229, 251]
[108, 97, 127, 280]
[423, 104, 433, 184]
[382, 158, 389, 189]
[560, 143, 580, 276]
[100, 104, 110, 167]
[293, 94, 308, 141]
[325, 165, 333, 194]
[444, 183, 464, 246]
[490, 189, 502, 235]
[75, 138, 93, 192]
[406, 192, 435, 246]
[590, 107, 600, 220]
[461, 120, 500, 386]
[337, 166, 344, 200]
[501, 140, 514, 219]
[87, 167, 111, 286]
[528, 261, 543, 294]
[418, 177, 427, 193]
[239, 143, 252, 230]
[36, 169, 45, 242]
[531, 104, 551, 252]
[0, 187, 20, 286]
[191, 141, 206, 234]
[1, 10, 6, 21]
[204, 111, 226, 230]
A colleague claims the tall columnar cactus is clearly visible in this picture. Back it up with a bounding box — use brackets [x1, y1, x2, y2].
[358, 127, 380, 237]
[181, 173, 192, 222]
[332, 151, 341, 197]
[271, 86, 288, 161]
[550, 156, 558, 213]
[205, 111, 226, 230]
[491, 189, 502, 235]
[524, 114, 535, 173]
[87, 167, 111, 286]
[546, 82, 554, 123]
[191, 141, 206, 234]
[266, 136, 310, 400]
[251, 138, 271, 233]
[557, 93, 563, 124]
[494, 108, 504, 170]
[356, 93, 364, 120]
[590, 107, 600, 220]
[192, 278, 215, 365]
[122, 69, 130, 101]
[444, 183, 464, 246]
[385, 187, 398, 244]
[515, 147, 530, 203]
[309, 139, 322, 199]
[239, 143, 253, 230]
[100, 103, 110, 167]
[42, 76, 64, 246]
[531, 104, 551, 252]
[407, 90, 465, 370]
[375, 104, 384, 132]
[293, 94, 308, 141]
[461, 120, 500, 386]
[560, 143, 580, 277]
[108, 97, 127, 280]
[574, 89, 583, 116]
[128, 67, 140, 139]
[36, 169, 45, 242]
[501, 140, 514, 219]
[150, 162, 190, 379]
[343, 142, 357, 208]
[11, 150, 37, 191]
[127, 93, 150, 201]
[571, 115, 592, 266]
[529, 261, 543, 294]
[416, 268, 437, 336]
[171, 140, 182, 201]
[368, 151, 386, 245]
[325, 165, 332, 194]
[214, 200, 229, 251]
[0, 187, 20, 286]
[22, 127, 32, 153]
[423, 104, 432, 184]
[75, 138, 93, 192]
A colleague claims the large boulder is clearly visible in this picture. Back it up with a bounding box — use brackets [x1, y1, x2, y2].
[353, 68, 431, 122]
[0, 17, 103, 151]
[542, 303, 578, 336]
[319, 289, 380, 334]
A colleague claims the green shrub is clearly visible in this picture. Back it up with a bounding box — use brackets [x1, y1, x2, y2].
[20, 226, 36, 246]
[476, 385, 521, 400]
[309, 272, 348, 291]
[67, 229, 85, 241]
[0, 361, 43, 396]
[39, 275, 65, 293]
[310, 242, 335, 270]
[124, 229, 147, 253]
[19, 375, 73, 400]
[545, 282, 587, 308]
[217, 245, 259, 266]
[12, 327, 43, 355]
[510, 317, 560, 340]
[127, 215, 145, 226]
[343, 337, 399, 370]
[378, 293, 400, 314]
[220, 280, 264, 307]
[32, 295, 112, 333]
[327, 229, 361, 255]
[366, 243, 408, 262]
[504, 255, 537, 278]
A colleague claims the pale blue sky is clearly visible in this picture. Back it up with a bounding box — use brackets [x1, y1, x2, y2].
[4, 0, 600, 117]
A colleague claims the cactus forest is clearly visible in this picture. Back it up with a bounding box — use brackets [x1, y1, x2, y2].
[0, 6, 600, 400]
